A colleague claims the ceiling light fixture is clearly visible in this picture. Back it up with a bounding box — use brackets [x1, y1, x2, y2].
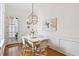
[27, 3, 38, 25]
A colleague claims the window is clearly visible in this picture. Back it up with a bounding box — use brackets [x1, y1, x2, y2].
[9, 17, 18, 38]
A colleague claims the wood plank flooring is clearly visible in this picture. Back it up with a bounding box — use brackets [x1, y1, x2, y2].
[3, 43, 65, 56]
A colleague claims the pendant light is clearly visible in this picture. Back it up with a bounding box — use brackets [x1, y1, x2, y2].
[30, 3, 37, 37]
[27, 3, 38, 25]
[32, 3, 38, 24]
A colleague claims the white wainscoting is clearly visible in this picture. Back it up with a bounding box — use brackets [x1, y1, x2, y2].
[59, 39, 79, 56]
[49, 37, 79, 56]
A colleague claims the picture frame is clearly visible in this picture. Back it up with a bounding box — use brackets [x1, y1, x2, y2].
[44, 17, 57, 32]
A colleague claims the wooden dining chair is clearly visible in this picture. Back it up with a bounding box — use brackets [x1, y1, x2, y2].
[21, 38, 33, 56]
[33, 41, 41, 56]
[21, 47, 33, 56]
[34, 40, 49, 56]
[40, 40, 49, 56]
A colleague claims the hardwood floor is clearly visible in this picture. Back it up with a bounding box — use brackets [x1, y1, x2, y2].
[4, 43, 22, 56]
[47, 48, 65, 56]
[3, 43, 65, 56]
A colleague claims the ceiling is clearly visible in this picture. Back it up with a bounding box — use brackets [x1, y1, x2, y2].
[5, 3, 32, 18]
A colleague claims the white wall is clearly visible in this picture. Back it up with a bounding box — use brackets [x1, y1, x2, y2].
[35, 3, 79, 38]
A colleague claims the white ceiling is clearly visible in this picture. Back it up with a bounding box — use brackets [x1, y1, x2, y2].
[5, 3, 32, 18]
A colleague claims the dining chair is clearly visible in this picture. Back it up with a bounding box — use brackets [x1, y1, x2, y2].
[40, 39, 49, 56]
[21, 37, 33, 56]
[34, 40, 48, 56]
[21, 47, 33, 56]
[33, 41, 41, 56]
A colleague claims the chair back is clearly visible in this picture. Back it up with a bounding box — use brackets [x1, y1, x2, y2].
[22, 37, 32, 47]
[40, 39, 48, 49]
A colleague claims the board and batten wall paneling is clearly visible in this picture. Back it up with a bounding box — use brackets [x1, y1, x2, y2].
[60, 39, 79, 56]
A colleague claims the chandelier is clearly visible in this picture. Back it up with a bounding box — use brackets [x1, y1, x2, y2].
[27, 3, 38, 25]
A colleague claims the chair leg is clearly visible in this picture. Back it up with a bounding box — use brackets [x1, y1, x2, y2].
[40, 48, 47, 56]
[21, 47, 33, 56]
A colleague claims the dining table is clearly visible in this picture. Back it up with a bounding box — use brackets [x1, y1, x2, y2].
[22, 36, 48, 55]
